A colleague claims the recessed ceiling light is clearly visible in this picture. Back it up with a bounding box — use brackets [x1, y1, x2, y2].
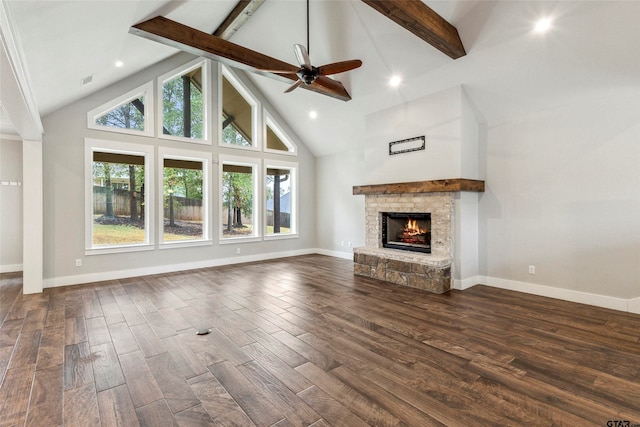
[309, 110, 318, 119]
[115, 60, 124, 68]
[534, 17, 552, 33]
[389, 75, 402, 87]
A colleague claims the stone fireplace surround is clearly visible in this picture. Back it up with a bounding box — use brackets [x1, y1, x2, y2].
[352, 179, 484, 294]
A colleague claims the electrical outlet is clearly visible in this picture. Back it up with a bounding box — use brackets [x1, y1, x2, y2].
[236, 248, 241, 255]
[528, 265, 535, 274]
[340, 241, 344, 247]
[75, 259, 82, 267]
[347, 241, 352, 248]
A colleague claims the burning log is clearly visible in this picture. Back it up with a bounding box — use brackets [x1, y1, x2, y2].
[400, 218, 427, 244]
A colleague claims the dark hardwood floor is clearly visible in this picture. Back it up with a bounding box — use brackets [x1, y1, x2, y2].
[1, 254, 639, 426]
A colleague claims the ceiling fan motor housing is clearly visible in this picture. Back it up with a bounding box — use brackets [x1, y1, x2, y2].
[297, 67, 320, 85]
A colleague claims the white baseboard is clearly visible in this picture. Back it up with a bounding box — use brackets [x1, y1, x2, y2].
[43, 249, 317, 288]
[0, 263, 23, 273]
[453, 275, 481, 290]
[481, 275, 632, 313]
[314, 248, 353, 260]
[628, 297, 640, 315]
[38, 252, 640, 315]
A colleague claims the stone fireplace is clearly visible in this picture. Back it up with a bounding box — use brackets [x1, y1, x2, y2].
[352, 179, 484, 294]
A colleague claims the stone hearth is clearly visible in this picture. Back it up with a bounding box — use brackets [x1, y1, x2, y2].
[354, 247, 451, 293]
[353, 179, 484, 294]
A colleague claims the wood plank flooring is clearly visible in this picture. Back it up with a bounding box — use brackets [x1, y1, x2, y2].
[1, 255, 640, 426]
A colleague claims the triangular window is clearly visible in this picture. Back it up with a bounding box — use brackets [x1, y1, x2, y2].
[158, 59, 208, 144]
[221, 66, 258, 150]
[87, 82, 154, 137]
[264, 112, 297, 155]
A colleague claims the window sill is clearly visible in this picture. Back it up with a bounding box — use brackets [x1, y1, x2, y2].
[85, 244, 154, 256]
[263, 148, 297, 156]
[159, 239, 213, 249]
[219, 235, 262, 244]
[218, 142, 261, 152]
[158, 133, 211, 146]
[263, 233, 299, 241]
[88, 124, 154, 138]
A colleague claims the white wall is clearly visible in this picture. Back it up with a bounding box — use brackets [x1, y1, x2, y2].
[41, 53, 317, 286]
[317, 86, 482, 280]
[453, 89, 483, 284]
[479, 91, 640, 300]
[317, 82, 640, 309]
[363, 86, 464, 184]
[0, 138, 23, 272]
[315, 147, 365, 258]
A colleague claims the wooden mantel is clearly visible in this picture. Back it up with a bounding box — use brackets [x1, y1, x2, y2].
[353, 178, 484, 195]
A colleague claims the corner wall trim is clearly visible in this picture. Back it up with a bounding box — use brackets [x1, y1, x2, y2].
[452, 275, 481, 290]
[628, 297, 640, 315]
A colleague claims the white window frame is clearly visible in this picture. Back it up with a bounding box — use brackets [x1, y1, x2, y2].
[158, 147, 212, 248]
[87, 81, 154, 137]
[263, 110, 297, 156]
[264, 159, 298, 240]
[218, 154, 261, 243]
[219, 65, 261, 152]
[85, 138, 155, 255]
[157, 58, 210, 145]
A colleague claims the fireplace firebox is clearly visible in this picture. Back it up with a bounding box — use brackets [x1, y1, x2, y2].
[381, 212, 431, 253]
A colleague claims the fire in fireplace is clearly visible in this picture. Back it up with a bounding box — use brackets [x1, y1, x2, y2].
[381, 212, 431, 253]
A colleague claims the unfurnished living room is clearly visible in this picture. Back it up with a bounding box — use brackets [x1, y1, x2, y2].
[1, 0, 639, 425]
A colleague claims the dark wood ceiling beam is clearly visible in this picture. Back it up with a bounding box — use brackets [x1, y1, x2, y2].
[130, 16, 352, 101]
[213, 0, 265, 40]
[361, 0, 466, 59]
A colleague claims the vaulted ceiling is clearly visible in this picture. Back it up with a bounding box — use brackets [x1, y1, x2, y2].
[3, 0, 639, 156]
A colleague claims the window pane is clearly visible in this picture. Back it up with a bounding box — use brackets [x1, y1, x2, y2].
[221, 76, 253, 147]
[221, 164, 254, 237]
[266, 125, 290, 152]
[163, 160, 204, 242]
[92, 153, 145, 246]
[266, 168, 292, 235]
[95, 97, 145, 131]
[163, 67, 203, 139]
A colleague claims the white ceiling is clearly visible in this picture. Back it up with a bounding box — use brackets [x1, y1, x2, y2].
[4, 0, 640, 156]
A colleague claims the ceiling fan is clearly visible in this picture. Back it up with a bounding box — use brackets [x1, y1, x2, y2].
[130, 2, 362, 101]
[264, 0, 362, 94]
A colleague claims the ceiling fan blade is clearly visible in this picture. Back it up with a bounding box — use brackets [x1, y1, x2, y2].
[312, 75, 351, 98]
[317, 59, 363, 76]
[260, 69, 298, 74]
[294, 44, 312, 69]
[130, 16, 352, 101]
[284, 80, 304, 93]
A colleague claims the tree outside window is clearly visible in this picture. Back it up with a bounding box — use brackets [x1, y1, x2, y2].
[92, 152, 146, 246]
[163, 159, 204, 242]
[95, 97, 145, 131]
[221, 164, 255, 238]
[162, 67, 204, 139]
[266, 168, 292, 235]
